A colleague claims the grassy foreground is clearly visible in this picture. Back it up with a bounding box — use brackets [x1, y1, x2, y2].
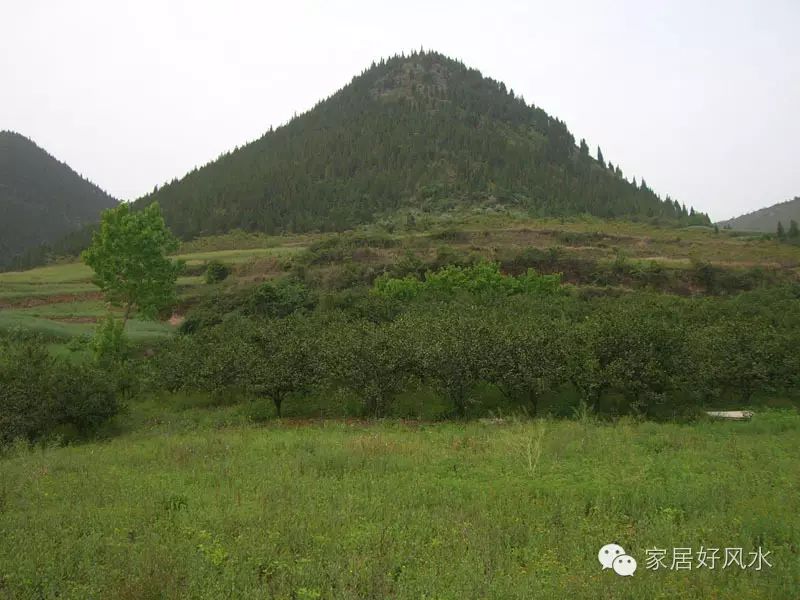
[1, 408, 798, 599]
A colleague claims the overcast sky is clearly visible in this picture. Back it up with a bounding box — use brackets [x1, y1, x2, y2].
[2, 0, 798, 221]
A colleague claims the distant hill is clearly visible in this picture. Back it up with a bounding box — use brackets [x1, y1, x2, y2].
[0, 131, 117, 269]
[717, 197, 800, 233]
[135, 50, 709, 239]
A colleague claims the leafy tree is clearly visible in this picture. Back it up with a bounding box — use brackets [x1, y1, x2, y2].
[247, 316, 321, 417]
[82, 203, 181, 327]
[322, 317, 414, 417]
[488, 316, 570, 415]
[584, 305, 689, 415]
[405, 309, 492, 417]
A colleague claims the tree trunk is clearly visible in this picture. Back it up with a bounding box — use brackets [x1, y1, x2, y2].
[528, 389, 539, 417]
[273, 394, 283, 418]
[122, 303, 133, 329]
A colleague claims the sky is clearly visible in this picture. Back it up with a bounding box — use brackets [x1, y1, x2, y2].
[1, 0, 798, 221]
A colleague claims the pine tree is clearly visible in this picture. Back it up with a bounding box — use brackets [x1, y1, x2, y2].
[788, 220, 799, 238]
[597, 146, 605, 168]
[777, 221, 786, 240]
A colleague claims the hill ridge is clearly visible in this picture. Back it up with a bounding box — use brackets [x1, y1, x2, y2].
[0, 131, 118, 268]
[718, 196, 800, 232]
[135, 50, 709, 239]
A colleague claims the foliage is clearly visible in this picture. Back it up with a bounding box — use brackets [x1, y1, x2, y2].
[204, 260, 230, 283]
[92, 313, 129, 365]
[0, 335, 121, 444]
[153, 286, 800, 420]
[372, 261, 561, 301]
[321, 316, 415, 416]
[246, 278, 316, 318]
[81, 202, 182, 324]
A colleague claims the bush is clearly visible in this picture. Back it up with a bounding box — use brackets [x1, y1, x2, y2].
[204, 260, 230, 284]
[247, 278, 316, 317]
[0, 336, 121, 444]
[372, 261, 562, 301]
[92, 314, 128, 365]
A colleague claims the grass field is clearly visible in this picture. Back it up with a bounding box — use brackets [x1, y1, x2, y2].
[0, 402, 797, 599]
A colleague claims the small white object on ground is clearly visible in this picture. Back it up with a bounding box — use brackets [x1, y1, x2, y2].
[705, 410, 754, 421]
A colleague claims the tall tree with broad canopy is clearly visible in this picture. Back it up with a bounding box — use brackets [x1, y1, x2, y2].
[82, 203, 182, 327]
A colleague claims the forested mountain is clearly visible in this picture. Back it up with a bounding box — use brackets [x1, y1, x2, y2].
[718, 196, 800, 233]
[0, 131, 117, 268]
[136, 50, 709, 238]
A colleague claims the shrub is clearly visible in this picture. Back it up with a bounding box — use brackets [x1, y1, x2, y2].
[0, 336, 121, 444]
[92, 314, 128, 365]
[204, 260, 230, 283]
[247, 278, 316, 317]
[372, 261, 562, 301]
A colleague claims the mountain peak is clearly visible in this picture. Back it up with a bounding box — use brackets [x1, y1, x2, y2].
[0, 132, 117, 268]
[129, 51, 709, 238]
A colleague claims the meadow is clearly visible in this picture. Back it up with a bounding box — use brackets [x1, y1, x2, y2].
[0, 402, 798, 599]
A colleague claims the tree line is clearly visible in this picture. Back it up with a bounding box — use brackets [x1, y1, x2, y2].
[155, 283, 800, 420]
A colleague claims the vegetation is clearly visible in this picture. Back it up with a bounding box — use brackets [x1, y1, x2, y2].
[1, 186, 798, 599]
[718, 195, 800, 233]
[203, 259, 230, 283]
[157, 284, 800, 421]
[81, 202, 182, 327]
[0, 333, 121, 444]
[0, 412, 798, 598]
[0, 131, 117, 270]
[134, 51, 709, 241]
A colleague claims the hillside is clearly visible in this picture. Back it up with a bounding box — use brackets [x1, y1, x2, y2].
[718, 196, 800, 232]
[136, 50, 709, 239]
[0, 131, 118, 268]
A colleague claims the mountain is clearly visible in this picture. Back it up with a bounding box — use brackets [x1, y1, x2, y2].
[0, 131, 117, 268]
[135, 50, 708, 238]
[717, 197, 800, 233]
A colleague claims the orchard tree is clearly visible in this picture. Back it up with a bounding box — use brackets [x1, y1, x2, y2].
[406, 308, 491, 417]
[247, 316, 321, 418]
[488, 316, 570, 416]
[82, 203, 182, 327]
[322, 317, 414, 417]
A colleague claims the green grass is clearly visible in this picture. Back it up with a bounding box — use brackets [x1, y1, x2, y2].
[10, 300, 108, 318]
[0, 310, 174, 341]
[176, 246, 304, 266]
[1, 405, 797, 599]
